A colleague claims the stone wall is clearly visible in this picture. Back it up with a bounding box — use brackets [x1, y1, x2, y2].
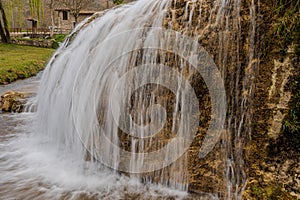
[11, 38, 55, 48]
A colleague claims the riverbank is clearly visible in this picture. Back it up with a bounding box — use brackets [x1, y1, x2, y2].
[0, 43, 54, 84]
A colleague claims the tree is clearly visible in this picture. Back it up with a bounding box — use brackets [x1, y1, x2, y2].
[0, 0, 10, 43]
[49, 0, 54, 36]
[3, 0, 44, 30]
[59, 0, 93, 25]
[28, 0, 45, 26]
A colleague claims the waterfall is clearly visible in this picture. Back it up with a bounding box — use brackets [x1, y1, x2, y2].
[36, 0, 258, 199]
[166, 0, 258, 199]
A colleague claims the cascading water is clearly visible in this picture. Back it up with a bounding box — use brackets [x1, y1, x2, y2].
[166, 0, 258, 199]
[0, 0, 259, 199]
[37, 0, 228, 193]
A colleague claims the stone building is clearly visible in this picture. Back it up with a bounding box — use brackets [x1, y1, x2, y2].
[3, 0, 135, 35]
[54, 0, 135, 34]
[55, 9, 97, 33]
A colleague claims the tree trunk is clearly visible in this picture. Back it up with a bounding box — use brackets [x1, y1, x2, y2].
[0, 0, 11, 43]
[0, 21, 7, 43]
[74, 13, 78, 27]
[50, 0, 54, 37]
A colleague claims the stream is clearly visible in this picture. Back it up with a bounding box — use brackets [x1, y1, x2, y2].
[0, 76, 216, 200]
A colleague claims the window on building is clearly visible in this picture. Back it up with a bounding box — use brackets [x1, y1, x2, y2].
[62, 11, 68, 20]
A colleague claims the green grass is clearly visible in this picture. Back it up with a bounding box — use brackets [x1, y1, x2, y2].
[0, 43, 54, 84]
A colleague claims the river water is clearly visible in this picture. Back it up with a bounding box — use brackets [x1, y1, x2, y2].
[0, 78, 217, 200]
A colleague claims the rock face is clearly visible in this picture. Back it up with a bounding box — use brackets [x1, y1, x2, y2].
[0, 91, 27, 112]
[163, 0, 256, 197]
[245, 53, 299, 200]
[241, 0, 299, 198]
[162, 0, 299, 199]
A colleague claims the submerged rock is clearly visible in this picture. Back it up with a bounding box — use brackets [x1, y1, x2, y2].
[0, 91, 28, 113]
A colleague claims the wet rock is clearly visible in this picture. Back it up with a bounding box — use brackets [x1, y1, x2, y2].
[0, 91, 27, 113]
[268, 166, 276, 172]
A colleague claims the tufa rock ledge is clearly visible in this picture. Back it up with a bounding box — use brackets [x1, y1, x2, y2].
[0, 91, 29, 113]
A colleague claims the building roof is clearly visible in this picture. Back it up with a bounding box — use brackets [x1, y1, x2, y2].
[55, 8, 70, 11]
[54, 8, 96, 15]
[79, 10, 97, 15]
[27, 17, 38, 22]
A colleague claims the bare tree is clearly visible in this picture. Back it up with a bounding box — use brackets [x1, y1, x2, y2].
[0, 0, 10, 43]
[49, 0, 54, 36]
[59, 0, 93, 25]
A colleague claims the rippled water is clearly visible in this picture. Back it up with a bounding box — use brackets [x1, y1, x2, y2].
[0, 106, 218, 199]
[0, 77, 197, 199]
[0, 74, 41, 96]
[0, 112, 196, 199]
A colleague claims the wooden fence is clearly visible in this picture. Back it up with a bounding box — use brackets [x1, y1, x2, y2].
[10, 27, 50, 37]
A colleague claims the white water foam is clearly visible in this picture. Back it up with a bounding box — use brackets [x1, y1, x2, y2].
[0, 113, 194, 199]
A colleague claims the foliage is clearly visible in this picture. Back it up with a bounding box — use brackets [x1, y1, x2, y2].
[13, 34, 67, 49]
[275, 0, 299, 38]
[2, 0, 44, 28]
[249, 182, 294, 200]
[28, 0, 43, 22]
[266, 0, 300, 55]
[113, 0, 123, 5]
[250, 184, 262, 196]
[3, 0, 24, 28]
[53, 34, 66, 43]
[51, 34, 66, 49]
[282, 70, 300, 152]
[0, 43, 54, 84]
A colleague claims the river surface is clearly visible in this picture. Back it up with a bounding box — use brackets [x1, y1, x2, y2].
[0, 78, 217, 200]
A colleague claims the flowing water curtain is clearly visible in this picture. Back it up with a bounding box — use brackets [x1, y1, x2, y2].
[33, 0, 258, 198]
[166, 0, 259, 198]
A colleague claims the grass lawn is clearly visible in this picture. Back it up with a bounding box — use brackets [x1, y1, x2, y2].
[0, 43, 54, 84]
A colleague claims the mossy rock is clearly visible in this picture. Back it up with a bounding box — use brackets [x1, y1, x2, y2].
[0, 91, 27, 112]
